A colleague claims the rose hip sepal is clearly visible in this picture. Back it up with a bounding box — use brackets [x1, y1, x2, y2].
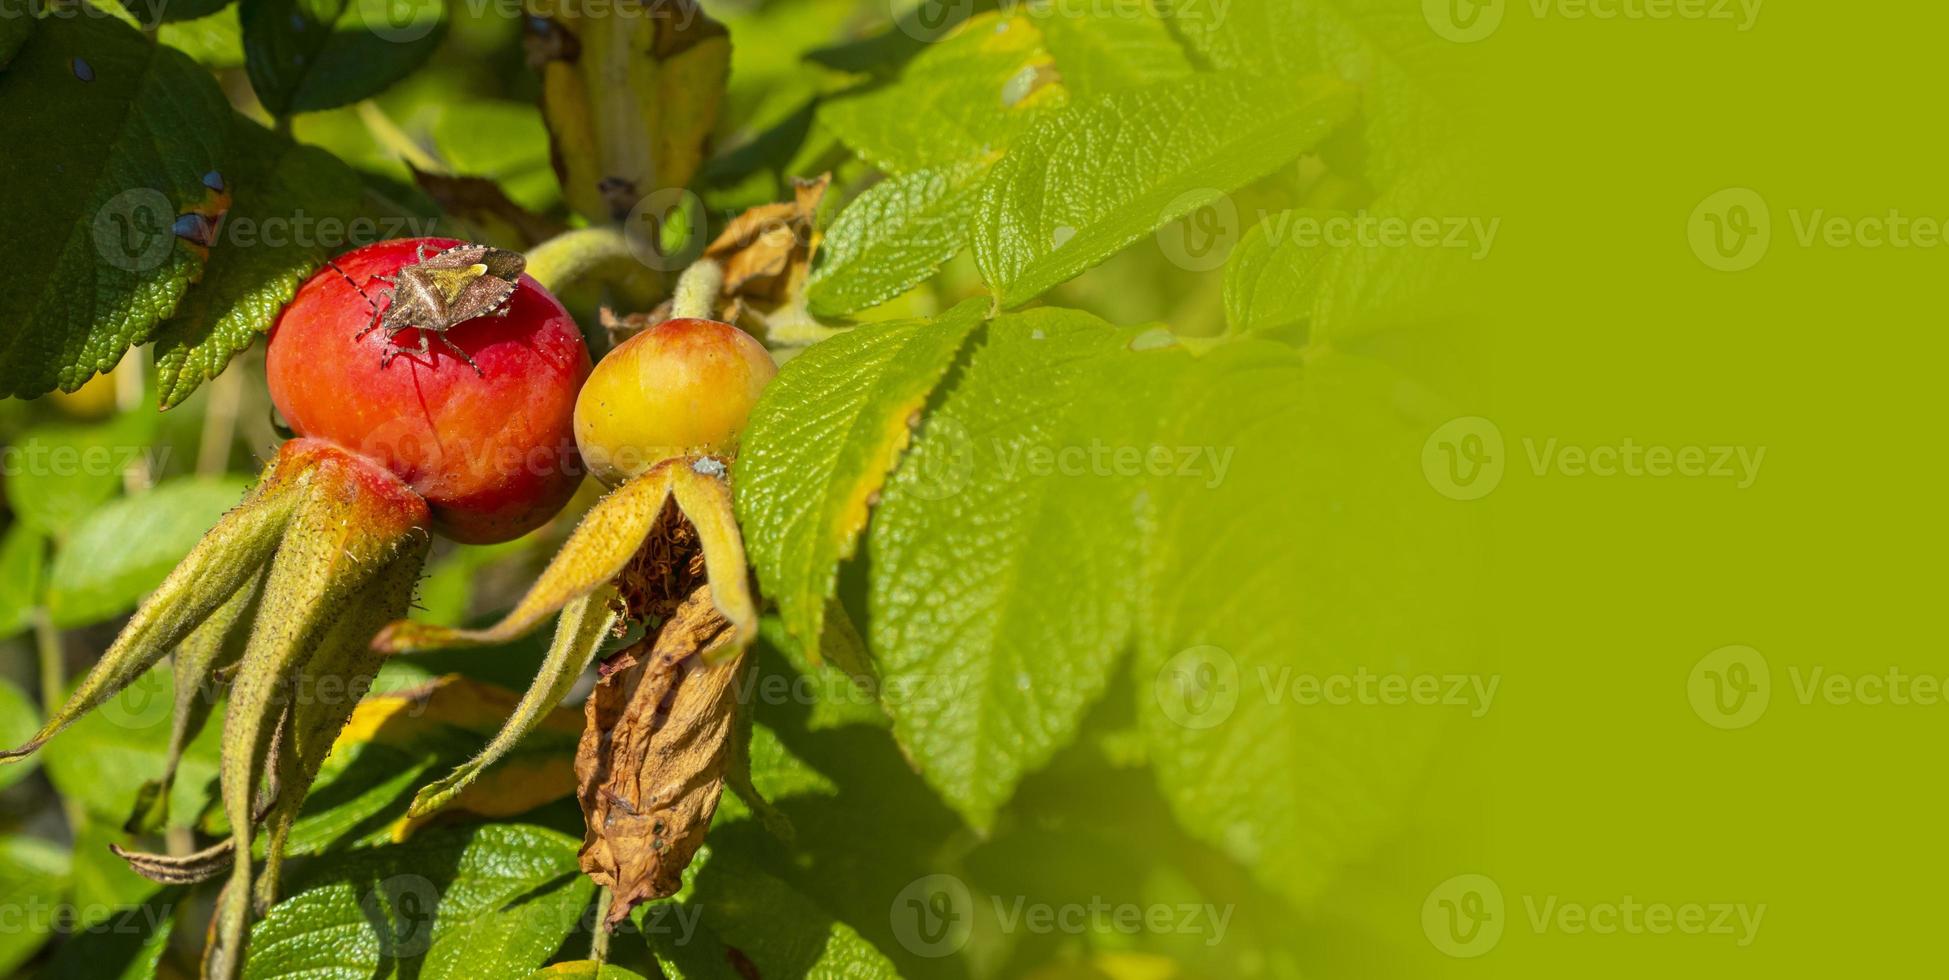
[269, 237, 592, 544]
[0, 438, 432, 980]
[371, 456, 786, 929]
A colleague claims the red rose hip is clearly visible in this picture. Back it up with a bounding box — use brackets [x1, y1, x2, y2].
[267, 238, 592, 543]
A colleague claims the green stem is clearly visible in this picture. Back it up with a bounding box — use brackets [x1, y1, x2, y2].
[197, 367, 243, 476]
[526, 227, 656, 298]
[356, 101, 443, 173]
[32, 609, 61, 721]
[590, 887, 613, 961]
[670, 258, 724, 320]
[33, 609, 86, 832]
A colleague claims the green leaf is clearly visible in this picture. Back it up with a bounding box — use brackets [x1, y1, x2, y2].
[738, 299, 988, 663]
[3, 414, 156, 538]
[136, 0, 236, 25]
[0, 676, 39, 791]
[43, 662, 226, 825]
[647, 851, 898, 980]
[1223, 208, 1342, 341]
[37, 889, 180, 980]
[974, 74, 1356, 308]
[807, 167, 988, 318]
[152, 117, 363, 408]
[160, 4, 248, 69]
[819, 11, 1066, 176]
[1134, 345, 1478, 906]
[69, 816, 164, 923]
[245, 824, 593, 980]
[0, 523, 47, 639]
[241, 0, 446, 117]
[0, 834, 70, 975]
[0, 9, 32, 68]
[1029, 2, 1194, 97]
[47, 476, 253, 627]
[0, 13, 229, 399]
[220, 674, 575, 859]
[430, 100, 560, 213]
[1310, 160, 1488, 344]
[749, 615, 888, 734]
[1158, 0, 1467, 187]
[866, 309, 1162, 829]
[413, 541, 524, 628]
[403, 593, 615, 820]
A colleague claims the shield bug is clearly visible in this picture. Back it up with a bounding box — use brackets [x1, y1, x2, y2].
[331, 242, 528, 375]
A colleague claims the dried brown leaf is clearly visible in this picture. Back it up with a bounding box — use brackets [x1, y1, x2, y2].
[576, 584, 749, 927]
[703, 174, 829, 306]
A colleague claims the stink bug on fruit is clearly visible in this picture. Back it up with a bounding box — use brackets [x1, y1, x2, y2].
[333, 242, 527, 375]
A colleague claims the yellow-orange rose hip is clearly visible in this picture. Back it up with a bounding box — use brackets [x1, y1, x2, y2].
[573, 317, 777, 486]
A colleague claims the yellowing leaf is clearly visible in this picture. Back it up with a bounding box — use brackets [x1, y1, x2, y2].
[530, 0, 729, 224]
[736, 299, 989, 661]
[819, 12, 1066, 176]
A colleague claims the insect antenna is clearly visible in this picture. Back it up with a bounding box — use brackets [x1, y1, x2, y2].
[325, 258, 387, 340]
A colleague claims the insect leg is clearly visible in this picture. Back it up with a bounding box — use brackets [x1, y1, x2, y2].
[434, 332, 486, 378]
[378, 323, 418, 368]
[352, 287, 396, 341]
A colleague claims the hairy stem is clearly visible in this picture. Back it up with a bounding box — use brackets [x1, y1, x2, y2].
[670, 258, 724, 320]
[526, 227, 660, 301]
